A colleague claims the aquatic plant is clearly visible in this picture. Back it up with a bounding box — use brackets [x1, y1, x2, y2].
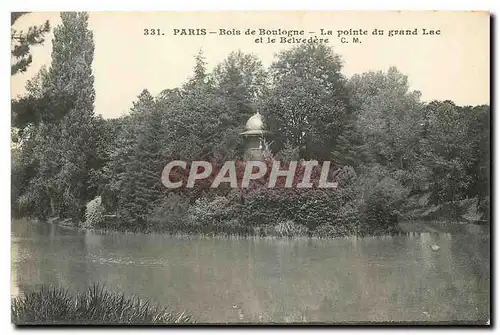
[12, 284, 193, 325]
[274, 220, 308, 237]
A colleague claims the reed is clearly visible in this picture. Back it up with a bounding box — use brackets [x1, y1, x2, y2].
[12, 284, 193, 325]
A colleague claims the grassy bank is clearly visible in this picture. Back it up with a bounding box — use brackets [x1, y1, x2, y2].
[42, 215, 490, 240]
[44, 215, 406, 239]
[12, 284, 193, 325]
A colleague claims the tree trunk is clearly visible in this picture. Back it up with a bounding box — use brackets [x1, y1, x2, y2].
[49, 196, 56, 217]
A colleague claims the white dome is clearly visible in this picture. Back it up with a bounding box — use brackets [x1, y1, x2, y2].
[245, 112, 264, 131]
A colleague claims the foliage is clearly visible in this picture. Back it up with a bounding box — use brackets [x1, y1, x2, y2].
[111, 90, 167, 230]
[187, 194, 251, 235]
[11, 284, 193, 325]
[146, 193, 191, 233]
[11, 13, 51, 75]
[11, 19, 490, 237]
[420, 101, 489, 219]
[350, 164, 409, 235]
[406, 197, 483, 224]
[274, 141, 300, 162]
[13, 12, 100, 222]
[348, 67, 424, 170]
[262, 44, 350, 160]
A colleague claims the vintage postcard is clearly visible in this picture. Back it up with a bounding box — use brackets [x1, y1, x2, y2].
[10, 11, 490, 325]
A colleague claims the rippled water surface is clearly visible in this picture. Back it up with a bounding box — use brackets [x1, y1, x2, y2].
[11, 220, 490, 323]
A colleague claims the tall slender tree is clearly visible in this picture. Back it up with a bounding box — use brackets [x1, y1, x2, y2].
[14, 12, 99, 221]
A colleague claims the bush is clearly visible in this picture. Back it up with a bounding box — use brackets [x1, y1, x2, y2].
[312, 202, 360, 237]
[288, 190, 343, 229]
[239, 188, 344, 231]
[187, 194, 252, 235]
[360, 187, 401, 235]
[238, 189, 282, 227]
[335, 165, 357, 188]
[235, 187, 360, 237]
[11, 284, 193, 325]
[84, 196, 105, 228]
[147, 193, 191, 233]
[188, 196, 231, 225]
[350, 164, 409, 235]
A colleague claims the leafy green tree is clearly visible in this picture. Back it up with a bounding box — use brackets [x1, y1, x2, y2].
[13, 12, 99, 221]
[12, 66, 64, 219]
[464, 105, 490, 219]
[99, 115, 136, 213]
[212, 50, 267, 108]
[50, 12, 95, 112]
[211, 50, 268, 157]
[348, 67, 424, 172]
[419, 101, 489, 219]
[262, 44, 350, 160]
[109, 90, 168, 229]
[156, 51, 267, 162]
[51, 12, 98, 220]
[163, 82, 230, 160]
[12, 26, 491, 234]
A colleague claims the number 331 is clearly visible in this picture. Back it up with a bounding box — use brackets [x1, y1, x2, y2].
[144, 29, 163, 35]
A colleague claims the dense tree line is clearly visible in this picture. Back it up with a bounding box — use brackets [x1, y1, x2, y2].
[11, 12, 490, 237]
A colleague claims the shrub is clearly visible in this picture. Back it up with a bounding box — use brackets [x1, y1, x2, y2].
[187, 195, 252, 235]
[289, 190, 343, 229]
[460, 198, 482, 222]
[238, 189, 282, 227]
[312, 202, 361, 237]
[403, 186, 488, 224]
[188, 196, 231, 224]
[351, 164, 409, 235]
[360, 187, 400, 235]
[478, 196, 490, 222]
[234, 187, 359, 238]
[84, 196, 105, 228]
[147, 193, 191, 233]
[252, 225, 278, 237]
[12, 284, 192, 325]
[239, 188, 344, 231]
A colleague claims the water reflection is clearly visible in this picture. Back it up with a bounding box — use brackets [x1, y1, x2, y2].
[11, 219, 490, 323]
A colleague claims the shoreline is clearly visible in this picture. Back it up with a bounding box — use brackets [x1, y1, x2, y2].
[17, 217, 490, 239]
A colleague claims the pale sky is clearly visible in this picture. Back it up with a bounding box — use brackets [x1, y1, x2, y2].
[11, 11, 490, 119]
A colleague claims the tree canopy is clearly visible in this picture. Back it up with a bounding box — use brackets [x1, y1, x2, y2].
[11, 18, 490, 235]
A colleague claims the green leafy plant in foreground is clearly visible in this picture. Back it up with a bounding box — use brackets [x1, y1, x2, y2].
[12, 284, 193, 325]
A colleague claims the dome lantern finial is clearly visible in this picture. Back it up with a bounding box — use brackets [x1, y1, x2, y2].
[245, 112, 264, 131]
[240, 112, 272, 160]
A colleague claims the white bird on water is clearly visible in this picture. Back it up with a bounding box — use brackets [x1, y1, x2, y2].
[430, 244, 440, 251]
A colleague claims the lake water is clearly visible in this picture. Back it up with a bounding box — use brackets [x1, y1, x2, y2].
[11, 219, 490, 324]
